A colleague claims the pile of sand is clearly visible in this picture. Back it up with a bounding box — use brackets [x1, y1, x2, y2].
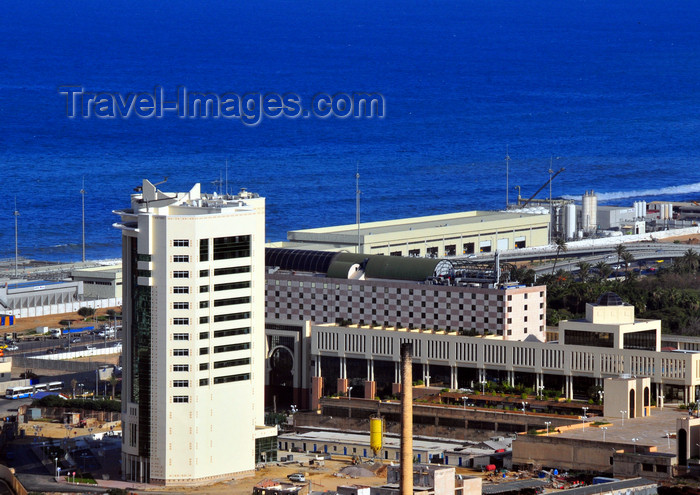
[339, 466, 376, 478]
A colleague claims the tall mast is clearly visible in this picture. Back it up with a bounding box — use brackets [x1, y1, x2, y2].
[13, 197, 19, 278]
[505, 145, 510, 208]
[356, 164, 361, 254]
[81, 178, 86, 262]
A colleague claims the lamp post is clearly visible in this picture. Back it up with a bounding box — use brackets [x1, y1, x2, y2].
[598, 390, 604, 404]
[54, 457, 58, 481]
[666, 432, 671, 449]
[544, 421, 551, 436]
[461, 396, 468, 410]
[537, 385, 545, 400]
[521, 401, 528, 413]
[602, 426, 608, 442]
[582, 407, 589, 430]
[632, 437, 640, 454]
[659, 394, 665, 410]
[620, 410, 627, 427]
[347, 386, 353, 400]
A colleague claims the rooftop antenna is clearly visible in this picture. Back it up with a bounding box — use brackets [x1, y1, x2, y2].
[356, 164, 361, 254]
[80, 178, 86, 262]
[505, 145, 510, 208]
[13, 197, 19, 278]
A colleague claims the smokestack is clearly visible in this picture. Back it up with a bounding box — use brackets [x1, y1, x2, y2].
[400, 343, 413, 495]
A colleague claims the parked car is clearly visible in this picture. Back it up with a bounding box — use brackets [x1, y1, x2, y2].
[287, 473, 306, 482]
[5, 345, 18, 351]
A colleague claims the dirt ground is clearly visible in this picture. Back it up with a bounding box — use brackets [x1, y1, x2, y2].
[657, 233, 700, 244]
[8, 307, 120, 335]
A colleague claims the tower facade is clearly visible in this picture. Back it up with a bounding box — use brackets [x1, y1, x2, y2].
[115, 180, 274, 485]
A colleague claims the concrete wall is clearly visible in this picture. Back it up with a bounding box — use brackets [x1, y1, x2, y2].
[8, 297, 122, 318]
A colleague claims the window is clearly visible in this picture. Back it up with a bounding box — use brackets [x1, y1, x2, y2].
[137, 269, 152, 278]
[199, 269, 210, 277]
[199, 331, 209, 339]
[200, 347, 209, 355]
[174, 286, 189, 294]
[200, 285, 209, 293]
[199, 316, 209, 324]
[137, 253, 152, 262]
[199, 378, 209, 386]
[173, 396, 189, 403]
[214, 342, 250, 353]
[173, 333, 189, 341]
[173, 239, 189, 247]
[214, 281, 250, 292]
[214, 312, 250, 323]
[173, 349, 189, 356]
[173, 318, 189, 325]
[214, 266, 251, 276]
[214, 296, 251, 307]
[173, 380, 189, 387]
[199, 363, 209, 371]
[214, 327, 250, 338]
[173, 364, 189, 372]
[199, 301, 209, 308]
[214, 358, 250, 369]
[173, 255, 189, 263]
[213, 235, 251, 260]
[174, 271, 189, 278]
[213, 373, 250, 384]
[200, 238, 209, 262]
[173, 302, 189, 310]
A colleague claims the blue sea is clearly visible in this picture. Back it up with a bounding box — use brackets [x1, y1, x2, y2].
[1, 0, 699, 262]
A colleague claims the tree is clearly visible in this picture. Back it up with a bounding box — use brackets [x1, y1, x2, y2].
[77, 307, 96, 321]
[621, 251, 635, 271]
[551, 237, 568, 275]
[615, 244, 628, 266]
[595, 261, 613, 281]
[576, 261, 591, 283]
[71, 379, 77, 399]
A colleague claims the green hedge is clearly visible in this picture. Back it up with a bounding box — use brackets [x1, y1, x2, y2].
[31, 396, 120, 412]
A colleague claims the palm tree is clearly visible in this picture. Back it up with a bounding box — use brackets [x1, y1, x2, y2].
[621, 251, 635, 271]
[551, 237, 568, 275]
[576, 261, 592, 283]
[615, 244, 628, 267]
[595, 261, 613, 280]
[71, 379, 77, 399]
[108, 376, 119, 400]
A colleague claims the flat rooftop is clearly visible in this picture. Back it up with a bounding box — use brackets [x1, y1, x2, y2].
[554, 406, 684, 454]
[279, 430, 466, 452]
[289, 210, 548, 238]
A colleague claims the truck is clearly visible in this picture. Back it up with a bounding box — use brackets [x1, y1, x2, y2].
[48, 328, 62, 339]
[98, 327, 116, 338]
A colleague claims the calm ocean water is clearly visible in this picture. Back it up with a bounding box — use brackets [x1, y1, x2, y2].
[1, 0, 699, 262]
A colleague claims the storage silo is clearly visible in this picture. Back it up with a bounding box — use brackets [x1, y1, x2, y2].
[582, 191, 598, 233]
[565, 203, 576, 239]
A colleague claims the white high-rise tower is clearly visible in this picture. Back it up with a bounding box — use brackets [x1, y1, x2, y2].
[114, 179, 275, 485]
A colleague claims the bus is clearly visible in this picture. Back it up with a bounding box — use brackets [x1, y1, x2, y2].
[5, 386, 35, 399]
[47, 381, 64, 391]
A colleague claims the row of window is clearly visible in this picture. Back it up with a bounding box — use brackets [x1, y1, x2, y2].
[172, 358, 250, 372]
[171, 311, 251, 326]
[172, 281, 251, 294]
[171, 327, 250, 341]
[173, 342, 250, 356]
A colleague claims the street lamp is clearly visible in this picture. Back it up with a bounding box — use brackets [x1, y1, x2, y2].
[54, 457, 58, 481]
[544, 421, 551, 436]
[521, 401, 528, 413]
[632, 437, 640, 454]
[659, 394, 665, 410]
[537, 385, 545, 400]
[582, 407, 589, 430]
[480, 381, 487, 395]
[666, 432, 671, 449]
[602, 426, 608, 442]
[620, 410, 627, 427]
[597, 390, 604, 404]
[347, 386, 353, 399]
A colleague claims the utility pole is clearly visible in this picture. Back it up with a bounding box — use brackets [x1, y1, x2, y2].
[548, 158, 554, 245]
[505, 145, 510, 208]
[13, 197, 19, 278]
[356, 165, 361, 254]
[80, 179, 86, 262]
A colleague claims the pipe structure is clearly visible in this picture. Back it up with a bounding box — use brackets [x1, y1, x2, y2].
[400, 343, 413, 495]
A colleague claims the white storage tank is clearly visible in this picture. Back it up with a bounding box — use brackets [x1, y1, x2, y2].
[565, 203, 576, 239]
[582, 190, 598, 233]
